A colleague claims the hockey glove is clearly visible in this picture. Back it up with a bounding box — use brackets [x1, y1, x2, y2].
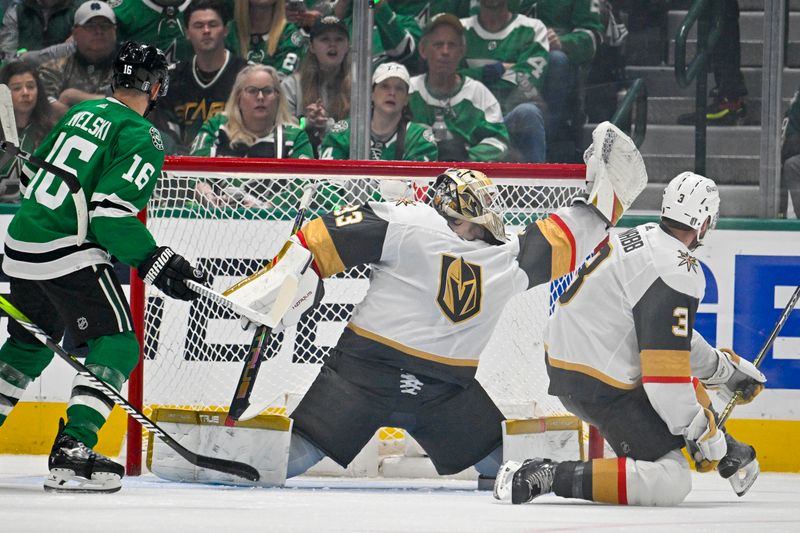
[701, 348, 766, 405]
[684, 407, 727, 472]
[139, 246, 208, 301]
[482, 62, 505, 84]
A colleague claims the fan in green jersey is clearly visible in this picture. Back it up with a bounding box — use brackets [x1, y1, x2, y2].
[320, 62, 437, 166]
[0, 41, 207, 493]
[112, 0, 194, 66]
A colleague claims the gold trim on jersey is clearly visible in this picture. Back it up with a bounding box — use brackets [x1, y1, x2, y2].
[301, 218, 346, 277]
[546, 353, 638, 390]
[592, 458, 623, 504]
[640, 349, 691, 378]
[535, 217, 573, 279]
[347, 323, 479, 367]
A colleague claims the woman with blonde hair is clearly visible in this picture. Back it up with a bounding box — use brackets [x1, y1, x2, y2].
[281, 16, 351, 155]
[227, 0, 306, 78]
[191, 64, 313, 207]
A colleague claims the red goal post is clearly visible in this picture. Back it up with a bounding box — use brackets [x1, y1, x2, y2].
[126, 157, 602, 476]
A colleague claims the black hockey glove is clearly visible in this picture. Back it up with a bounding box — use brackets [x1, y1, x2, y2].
[139, 246, 208, 301]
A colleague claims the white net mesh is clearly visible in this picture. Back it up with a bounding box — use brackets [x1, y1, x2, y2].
[131, 159, 585, 470]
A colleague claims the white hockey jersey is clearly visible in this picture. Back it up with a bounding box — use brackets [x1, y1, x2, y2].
[545, 223, 709, 436]
[297, 200, 606, 386]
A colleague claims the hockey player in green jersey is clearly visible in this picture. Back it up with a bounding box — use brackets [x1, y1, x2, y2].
[0, 41, 207, 493]
[112, 0, 194, 66]
[319, 62, 437, 163]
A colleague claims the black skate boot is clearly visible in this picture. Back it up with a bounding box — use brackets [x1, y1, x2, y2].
[494, 459, 557, 504]
[718, 433, 756, 479]
[718, 432, 759, 497]
[44, 419, 124, 493]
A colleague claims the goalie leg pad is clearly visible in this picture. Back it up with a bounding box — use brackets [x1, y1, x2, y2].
[147, 408, 292, 487]
[581, 121, 648, 225]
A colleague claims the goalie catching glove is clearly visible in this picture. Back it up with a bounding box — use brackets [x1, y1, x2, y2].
[225, 236, 324, 332]
[684, 407, 727, 472]
[701, 348, 766, 405]
[139, 246, 208, 301]
[576, 121, 648, 226]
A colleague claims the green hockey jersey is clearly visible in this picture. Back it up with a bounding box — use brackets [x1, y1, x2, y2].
[460, 14, 549, 114]
[112, 0, 194, 66]
[319, 119, 438, 162]
[225, 20, 306, 78]
[408, 74, 509, 162]
[3, 97, 165, 280]
[471, 0, 603, 66]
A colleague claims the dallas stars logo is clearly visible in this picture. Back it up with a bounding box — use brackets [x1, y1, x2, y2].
[677, 250, 699, 272]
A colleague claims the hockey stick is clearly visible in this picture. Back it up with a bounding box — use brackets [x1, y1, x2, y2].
[224, 183, 318, 425]
[0, 295, 260, 482]
[716, 284, 800, 497]
[0, 84, 89, 246]
[185, 280, 288, 330]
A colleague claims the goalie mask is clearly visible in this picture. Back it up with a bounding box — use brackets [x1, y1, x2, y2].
[432, 168, 507, 244]
[661, 171, 720, 245]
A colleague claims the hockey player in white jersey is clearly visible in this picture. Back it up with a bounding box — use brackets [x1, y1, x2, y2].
[228, 122, 648, 480]
[494, 171, 766, 506]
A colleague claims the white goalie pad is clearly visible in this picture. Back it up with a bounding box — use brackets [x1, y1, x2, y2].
[147, 408, 292, 487]
[223, 237, 312, 328]
[583, 121, 648, 225]
[502, 416, 587, 463]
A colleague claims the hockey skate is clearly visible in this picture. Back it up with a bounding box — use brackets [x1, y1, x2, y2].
[44, 419, 124, 493]
[493, 459, 557, 504]
[718, 433, 759, 497]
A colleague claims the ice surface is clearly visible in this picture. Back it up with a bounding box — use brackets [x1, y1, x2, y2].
[1, 455, 799, 533]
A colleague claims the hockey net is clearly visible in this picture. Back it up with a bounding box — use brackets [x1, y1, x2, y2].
[126, 157, 590, 476]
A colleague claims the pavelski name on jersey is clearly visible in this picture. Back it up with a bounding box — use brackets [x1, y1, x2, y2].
[66, 111, 112, 142]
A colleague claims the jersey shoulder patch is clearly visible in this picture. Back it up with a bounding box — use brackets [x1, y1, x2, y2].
[149, 127, 164, 151]
[330, 120, 349, 134]
[649, 228, 705, 299]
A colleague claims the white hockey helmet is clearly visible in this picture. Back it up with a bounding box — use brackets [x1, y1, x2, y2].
[432, 168, 507, 243]
[661, 171, 720, 242]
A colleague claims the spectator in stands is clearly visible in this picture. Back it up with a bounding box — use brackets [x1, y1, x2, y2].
[0, 61, 54, 203]
[38, 0, 118, 119]
[284, 0, 331, 29]
[320, 62, 437, 162]
[780, 88, 800, 219]
[281, 16, 351, 156]
[228, 0, 306, 79]
[113, 0, 193, 66]
[0, 0, 79, 65]
[460, 0, 549, 163]
[409, 14, 509, 163]
[678, 0, 747, 126]
[516, 0, 603, 162]
[388, 0, 470, 30]
[190, 64, 313, 207]
[333, 0, 420, 69]
[157, 0, 246, 153]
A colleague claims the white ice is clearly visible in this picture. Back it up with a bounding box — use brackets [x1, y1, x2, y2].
[1, 455, 799, 533]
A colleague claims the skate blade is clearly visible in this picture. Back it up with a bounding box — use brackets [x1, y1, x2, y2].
[44, 469, 122, 494]
[728, 458, 759, 497]
[493, 461, 521, 502]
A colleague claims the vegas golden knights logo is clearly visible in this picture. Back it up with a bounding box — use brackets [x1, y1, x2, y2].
[436, 254, 482, 323]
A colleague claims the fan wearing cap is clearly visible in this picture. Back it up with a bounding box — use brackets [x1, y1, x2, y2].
[408, 13, 510, 163]
[38, 0, 119, 119]
[319, 62, 437, 163]
[281, 15, 350, 155]
[0, 0, 78, 66]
